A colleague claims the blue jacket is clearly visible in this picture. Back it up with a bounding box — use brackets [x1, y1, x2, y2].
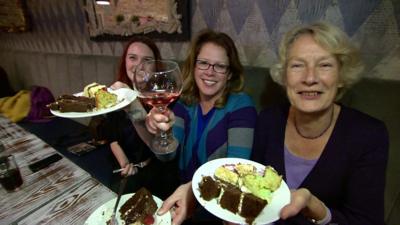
[173, 93, 257, 182]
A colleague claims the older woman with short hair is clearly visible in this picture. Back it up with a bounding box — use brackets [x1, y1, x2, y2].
[271, 21, 364, 99]
[252, 22, 388, 225]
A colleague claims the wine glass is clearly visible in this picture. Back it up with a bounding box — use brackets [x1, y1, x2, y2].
[133, 60, 183, 160]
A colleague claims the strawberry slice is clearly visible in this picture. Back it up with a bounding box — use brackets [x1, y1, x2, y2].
[143, 215, 155, 225]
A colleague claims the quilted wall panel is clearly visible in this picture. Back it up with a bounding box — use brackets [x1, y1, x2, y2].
[0, 0, 399, 80]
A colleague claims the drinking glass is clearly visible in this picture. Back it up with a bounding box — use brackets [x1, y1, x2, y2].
[0, 154, 23, 192]
[134, 60, 183, 161]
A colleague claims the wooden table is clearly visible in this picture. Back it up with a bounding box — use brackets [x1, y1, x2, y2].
[0, 115, 116, 225]
[16, 178, 115, 225]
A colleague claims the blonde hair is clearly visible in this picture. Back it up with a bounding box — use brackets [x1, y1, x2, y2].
[270, 21, 364, 99]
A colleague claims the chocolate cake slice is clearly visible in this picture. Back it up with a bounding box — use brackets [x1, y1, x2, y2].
[48, 95, 95, 112]
[58, 94, 95, 104]
[219, 184, 242, 214]
[240, 193, 267, 224]
[119, 187, 158, 224]
[199, 176, 221, 201]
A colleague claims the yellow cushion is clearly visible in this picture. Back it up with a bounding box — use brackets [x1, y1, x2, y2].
[0, 90, 31, 122]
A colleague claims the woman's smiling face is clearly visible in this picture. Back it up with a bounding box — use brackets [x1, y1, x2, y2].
[285, 34, 342, 113]
[194, 42, 231, 103]
[125, 42, 155, 82]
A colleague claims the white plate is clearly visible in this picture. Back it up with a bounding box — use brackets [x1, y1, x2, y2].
[50, 88, 138, 118]
[192, 158, 290, 225]
[84, 193, 171, 225]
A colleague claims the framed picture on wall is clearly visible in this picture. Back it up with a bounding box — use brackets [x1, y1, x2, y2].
[0, 0, 29, 32]
[83, 0, 190, 41]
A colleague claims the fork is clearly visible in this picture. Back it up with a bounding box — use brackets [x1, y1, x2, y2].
[110, 176, 128, 225]
[112, 162, 146, 173]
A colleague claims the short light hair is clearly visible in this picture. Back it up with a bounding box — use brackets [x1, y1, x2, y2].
[180, 29, 244, 107]
[270, 21, 364, 99]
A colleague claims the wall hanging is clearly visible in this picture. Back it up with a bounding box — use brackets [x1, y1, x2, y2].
[83, 0, 189, 41]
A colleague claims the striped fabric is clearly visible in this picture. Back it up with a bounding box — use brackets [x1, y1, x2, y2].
[172, 93, 257, 182]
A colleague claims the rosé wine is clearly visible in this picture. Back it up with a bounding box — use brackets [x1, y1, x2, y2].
[139, 91, 180, 109]
[134, 60, 182, 158]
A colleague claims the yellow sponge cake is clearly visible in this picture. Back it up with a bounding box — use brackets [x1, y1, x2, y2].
[83, 83, 117, 109]
[83, 82, 106, 98]
[263, 166, 282, 191]
[95, 89, 117, 109]
[235, 163, 255, 176]
[215, 166, 239, 185]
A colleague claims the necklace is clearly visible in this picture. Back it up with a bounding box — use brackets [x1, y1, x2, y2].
[294, 107, 334, 139]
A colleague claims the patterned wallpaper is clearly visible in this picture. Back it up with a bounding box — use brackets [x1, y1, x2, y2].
[0, 0, 399, 80]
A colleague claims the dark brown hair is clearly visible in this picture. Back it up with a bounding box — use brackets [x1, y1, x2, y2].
[116, 36, 161, 88]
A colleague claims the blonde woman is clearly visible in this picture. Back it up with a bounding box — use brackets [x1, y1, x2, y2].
[252, 22, 388, 225]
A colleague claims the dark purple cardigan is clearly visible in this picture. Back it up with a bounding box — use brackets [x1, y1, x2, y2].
[251, 104, 388, 225]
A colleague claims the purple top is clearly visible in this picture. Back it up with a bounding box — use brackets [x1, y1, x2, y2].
[284, 146, 318, 189]
[252, 104, 388, 224]
[283, 146, 332, 225]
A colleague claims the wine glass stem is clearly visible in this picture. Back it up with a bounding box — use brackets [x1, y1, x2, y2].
[157, 106, 169, 147]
